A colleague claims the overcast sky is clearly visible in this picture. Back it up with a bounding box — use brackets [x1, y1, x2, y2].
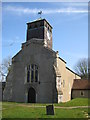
[1, 2, 88, 71]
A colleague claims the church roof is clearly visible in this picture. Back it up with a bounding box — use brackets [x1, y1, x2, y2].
[59, 57, 66, 64]
[27, 18, 53, 29]
[66, 67, 80, 77]
[72, 79, 90, 90]
[12, 38, 56, 60]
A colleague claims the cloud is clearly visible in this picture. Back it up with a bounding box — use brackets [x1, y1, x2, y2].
[4, 5, 88, 15]
[62, 2, 88, 7]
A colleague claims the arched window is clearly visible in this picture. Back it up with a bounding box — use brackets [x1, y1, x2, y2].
[27, 64, 39, 83]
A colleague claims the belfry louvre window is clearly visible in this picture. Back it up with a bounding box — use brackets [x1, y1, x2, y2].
[27, 64, 39, 83]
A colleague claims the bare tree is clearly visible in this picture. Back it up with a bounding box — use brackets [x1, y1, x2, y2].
[74, 58, 88, 79]
[0, 56, 12, 82]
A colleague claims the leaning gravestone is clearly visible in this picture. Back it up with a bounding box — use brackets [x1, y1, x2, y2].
[46, 104, 54, 115]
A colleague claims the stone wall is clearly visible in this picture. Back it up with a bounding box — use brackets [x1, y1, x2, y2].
[3, 39, 57, 103]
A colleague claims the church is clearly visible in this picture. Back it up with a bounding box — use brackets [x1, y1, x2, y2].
[3, 18, 81, 103]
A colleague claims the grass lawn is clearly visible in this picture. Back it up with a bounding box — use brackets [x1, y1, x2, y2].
[2, 98, 90, 119]
[3, 98, 89, 107]
[55, 98, 90, 107]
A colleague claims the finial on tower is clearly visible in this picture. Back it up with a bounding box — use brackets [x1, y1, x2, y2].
[38, 11, 42, 18]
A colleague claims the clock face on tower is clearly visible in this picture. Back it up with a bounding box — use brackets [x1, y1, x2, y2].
[47, 29, 51, 40]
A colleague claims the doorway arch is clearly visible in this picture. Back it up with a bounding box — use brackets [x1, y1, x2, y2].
[28, 87, 36, 103]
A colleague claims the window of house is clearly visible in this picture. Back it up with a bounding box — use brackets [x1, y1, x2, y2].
[27, 64, 39, 83]
[35, 65, 38, 82]
[27, 71, 30, 82]
[80, 91, 84, 96]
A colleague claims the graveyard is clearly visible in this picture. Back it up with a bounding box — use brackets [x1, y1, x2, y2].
[2, 98, 90, 119]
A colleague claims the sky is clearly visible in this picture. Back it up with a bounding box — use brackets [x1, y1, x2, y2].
[1, 2, 88, 71]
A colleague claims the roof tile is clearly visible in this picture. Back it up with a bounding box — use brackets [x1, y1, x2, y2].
[72, 79, 90, 90]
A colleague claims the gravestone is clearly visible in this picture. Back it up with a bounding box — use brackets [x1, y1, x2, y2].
[46, 104, 54, 115]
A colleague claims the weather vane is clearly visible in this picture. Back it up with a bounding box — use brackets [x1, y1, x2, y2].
[38, 11, 42, 18]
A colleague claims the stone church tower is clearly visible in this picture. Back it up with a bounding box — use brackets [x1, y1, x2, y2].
[3, 19, 80, 103]
[26, 19, 52, 49]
